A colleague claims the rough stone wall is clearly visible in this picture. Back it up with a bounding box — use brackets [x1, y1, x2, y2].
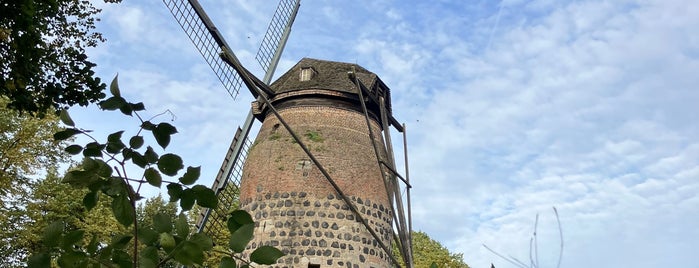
[240, 105, 393, 267]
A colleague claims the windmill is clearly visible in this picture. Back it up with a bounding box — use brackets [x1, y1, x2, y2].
[162, 1, 413, 267]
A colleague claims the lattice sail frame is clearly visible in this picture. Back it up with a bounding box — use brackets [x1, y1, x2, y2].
[163, 0, 244, 99]
[162, 0, 301, 242]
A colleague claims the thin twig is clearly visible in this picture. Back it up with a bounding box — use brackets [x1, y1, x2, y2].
[147, 109, 176, 122]
[510, 255, 528, 268]
[534, 213, 539, 268]
[554, 207, 563, 268]
[483, 244, 528, 268]
[529, 237, 535, 268]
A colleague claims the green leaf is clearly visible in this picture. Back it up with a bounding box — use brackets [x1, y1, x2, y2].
[119, 103, 133, 116]
[129, 136, 144, 149]
[180, 189, 195, 211]
[137, 227, 159, 246]
[105, 177, 127, 197]
[229, 223, 254, 253]
[179, 166, 200, 185]
[99, 96, 127, 111]
[54, 128, 81, 141]
[227, 210, 254, 233]
[157, 153, 183, 176]
[106, 142, 125, 154]
[86, 235, 99, 255]
[219, 256, 237, 268]
[430, 262, 438, 268]
[65, 144, 83, 155]
[139, 246, 159, 268]
[111, 195, 134, 227]
[83, 142, 104, 157]
[144, 146, 158, 164]
[167, 183, 183, 202]
[82, 191, 99, 210]
[27, 252, 50, 268]
[173, 241, 204, 265]
[63, 170, 99, 187]
[189, 233, 213, 251]
[153, 213, 172, 233]
[175, 213, 189, 238]
[95, 159, 113, 177]
[141, 121, 156, 131]
[110, 74, 121, 97]
[62, 230, 85, 249]
[250, 246, 285, 265]
[130, 151, 147, 168]
[107, 131, 124, 143]
[122, 148, 133, 160]
[192, 184, 217, 208]
[43, 221, 63, 247]
[57, 250, 88, 267]
[131, 102, 146, 111]
[159, 232, 176, 252]
[152, 122, 178, 149]
[111, 234, 133, 249]
[144, 168, 162, 187]
[59, 109, 75, 126]
[106, 131, 126, 154]
[111, 249, 132, 268]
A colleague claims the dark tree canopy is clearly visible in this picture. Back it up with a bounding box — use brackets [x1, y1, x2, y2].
[0, 0, 119, 115]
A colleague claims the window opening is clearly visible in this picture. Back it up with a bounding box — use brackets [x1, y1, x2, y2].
[299, 67, 315, 81]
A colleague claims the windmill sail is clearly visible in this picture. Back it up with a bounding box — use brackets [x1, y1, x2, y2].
[162, 0, 302, 245]
[162, 0, 243, 99]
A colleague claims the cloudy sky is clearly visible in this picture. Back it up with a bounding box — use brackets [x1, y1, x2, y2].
[74, 0, 698, 267]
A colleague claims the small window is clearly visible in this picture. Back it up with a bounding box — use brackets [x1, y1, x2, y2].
[299, 67, 315, 81]
[308, 264, 320, 268]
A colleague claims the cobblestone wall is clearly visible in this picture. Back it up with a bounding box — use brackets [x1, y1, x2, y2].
[240, 105, 393, 267]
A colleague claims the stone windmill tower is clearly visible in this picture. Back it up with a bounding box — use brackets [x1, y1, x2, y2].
[240, 58, 406, 267]
[163, 1, 413, 267]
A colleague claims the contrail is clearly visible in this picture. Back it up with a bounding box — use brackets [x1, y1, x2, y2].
[486, 1, 505, 51]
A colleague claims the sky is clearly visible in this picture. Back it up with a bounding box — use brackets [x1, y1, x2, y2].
[71, 0, 699, 267]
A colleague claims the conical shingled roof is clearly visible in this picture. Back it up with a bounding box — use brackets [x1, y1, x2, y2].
[270, 58, 379, 95]
[252, 58, 396, 127]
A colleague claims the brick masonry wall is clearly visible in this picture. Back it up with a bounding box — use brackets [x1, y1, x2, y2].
[240, 105, 393, 267]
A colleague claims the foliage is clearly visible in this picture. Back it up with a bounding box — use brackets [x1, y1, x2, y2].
[393, 231, 471, 268]
[0, 96, 69, 266]
[0, 96, 65, 196]
[3, 170, 124, 266]
[27, 76, 283, 267]
[0, 0, 122, 115]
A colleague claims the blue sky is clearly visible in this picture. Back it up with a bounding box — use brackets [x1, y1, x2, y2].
[73, 0, 698, 267]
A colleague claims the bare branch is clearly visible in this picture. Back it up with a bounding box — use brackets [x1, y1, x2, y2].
[483, 244, 528, 268]
[554, 207, 563, 268]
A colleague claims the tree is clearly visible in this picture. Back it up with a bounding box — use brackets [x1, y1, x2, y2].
[393, 231, 471, 268]
[0, 96, 65, 197]
[0, 95, 69, 266]
[137, 194, 179, 231]
[5, 170, 124, 266]
[0, 0, 120, 115]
